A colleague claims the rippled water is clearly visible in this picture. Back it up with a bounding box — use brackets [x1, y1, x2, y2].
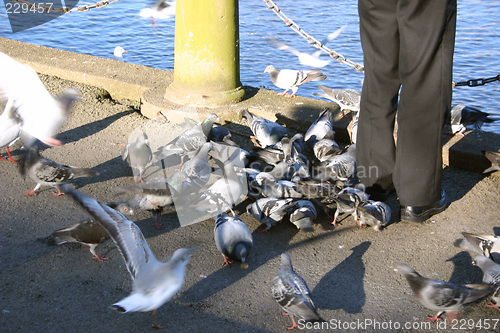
[0, 0, 498, 133]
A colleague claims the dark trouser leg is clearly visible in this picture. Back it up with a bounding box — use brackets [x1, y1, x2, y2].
[394, 0, 456, 206]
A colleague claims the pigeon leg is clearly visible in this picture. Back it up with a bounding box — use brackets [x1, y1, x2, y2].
[486, 301, 500, 311]
[151, 213, 166, 229]
[6, 147, 18, 164]
[92, 254, 108, 262]
[331, 210, 341, 225]
[287, 315, 298, 330]
[25, 183, 41, 196]
[222, 255, 233, 266]
[425, 311, 444, 322]
[0, 155, 7, 161]
[53, 188, 65, 196]
[151, 309, 166, 329]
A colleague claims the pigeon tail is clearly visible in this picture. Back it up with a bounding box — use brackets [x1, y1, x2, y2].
[71, 168, 99, 178]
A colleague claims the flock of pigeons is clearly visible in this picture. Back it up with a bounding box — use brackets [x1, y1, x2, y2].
[1, 44, 499, 329]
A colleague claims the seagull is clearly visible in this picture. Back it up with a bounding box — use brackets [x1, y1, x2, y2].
[449, 104, 496, 135]
[122, 132, 152, 182]
[472, 255, 500, 311]
[264, 65, 327, 98]
[246, 197, 297, 232]
[271, 253, 324, 329]
[0, 51, 82, 147]
[0, 98, 21, 163]
[113, 46, 128, 59]
[268, 25, 347, 68]
[139, 0, 176, 26]
[62, 185, 196, 329]
[454, 232, 500, 263]
[214, 211, 253, 268]
[314, 85, 361, 115]
[47, 201, 134, 261]
[395, 263, 493, 322]
[482, 150, 500, 174]
[241, 109, 288, 148]
[20, 146, 98, 196]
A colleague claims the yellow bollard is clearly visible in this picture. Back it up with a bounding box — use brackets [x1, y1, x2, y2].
[164, 0, 245, 106]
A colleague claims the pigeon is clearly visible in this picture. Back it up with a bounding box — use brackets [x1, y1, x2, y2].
[255, 177, 304, 199]
[271, 253, 323, 329]
[207, 124, 238, 146]
[122, 132, 152, 182]
[449, 104, 496, 135]
[314, 86, 361, 115]
[47, 201, 134, 261]
[454, 232, 500, 263]
[267, 25, 347, 68]
[355, 200, 391, 231]
[295, 179, 341, 200]
[482, 150, 500, 174]
[0, 52, 82, 147]
[304, 107, 341, 148]
[63, 185, 195, 329]
[20, 146, 98, 196]
[139, 0, 176, 25]
[113, 46, 128, 58]
[246, 197, 297, 232]
[288, 200, 317, 232]
[214, 211, 253, 268]
[330, 186, 369, 225]
[313, 144, 357, 182]
[155, 113, 219, 163]
[241, 109, 288, 148]
[264, 65, 327, 98]
[313, 139, 341, 163]
[113, 177, 174, 229]
[472, 255, 500, 311]
[0, 98, 22, 163]
[394, 263, 493, 322]
[348, 110, 359, 144]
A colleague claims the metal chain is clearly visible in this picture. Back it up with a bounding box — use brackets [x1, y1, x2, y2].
[452, 74, 500, 88]
[264, 0, 365, 73]
[7, 0, 119, 14]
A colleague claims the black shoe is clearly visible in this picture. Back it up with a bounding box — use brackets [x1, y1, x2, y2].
[400, 189, 447, 223]
[366, 184, 395, 202]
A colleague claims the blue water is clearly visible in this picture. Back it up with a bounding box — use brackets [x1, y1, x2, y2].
[0, 0, 499, 133]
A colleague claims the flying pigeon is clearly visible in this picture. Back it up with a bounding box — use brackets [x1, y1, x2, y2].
[482, 150, 500, 174]
[155, 113, 219, 163]
[355, 200, 391, 231]
[449, 104, 496, 135]
[271, 253, 324, 329]
[214, 211, 253, 268]
[47, 201, 134, 261]
[246, 197, 297, 232]
[268, 25, 347, 68]
[314, 85, 361, 115]
[472, 255, 500, 311]
[264, 65, 327, 98]
[0, 98, 21, 163]
[20, 146, 98, 196]
[288, 200, 317, 232]
[63, 185, 195, 329]
[395, 263, 493, 322]
[313, 139, 342, 163]
[113, 177, 174, 229]
[241, 109, 288, 148]
[454, 232, 500, 263]
[122, 132, 152, 183]
[0, 52, 82, 147]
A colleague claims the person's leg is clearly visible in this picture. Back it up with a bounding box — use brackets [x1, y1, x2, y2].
[394, 0, 457, 207]
[357, 0, 400, 192]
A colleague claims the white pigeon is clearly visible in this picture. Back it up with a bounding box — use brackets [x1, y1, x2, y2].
[113, 46, 128, 58]
[314, 85, 361, 115]
[268, 25, 347, 68]
[214, 211, 253, 268]
[264, 65, 327, 98]
[63, 185, 196, 329]
[0, 52, 82, 147]
[472, 255, 500, 311]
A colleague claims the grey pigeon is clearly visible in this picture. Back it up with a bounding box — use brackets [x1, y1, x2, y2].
[288, 200, 317, 232]
[450, 104, 496, 135]
[295, 179, 341, 200]
[241, 109, 288, 148]
[304, 107, 339, 148]
[330, 186, 369, 225]
[355, 199, 391, 231]
[473, 255, 500, 311]
[256, 177, 304, 199]
[47, 201, 134, 261]
[455, 232, 500, 263]
[313, 139, 341, 162]
[0, 52, 82, 147]
[348, 110, 359, 144]
[314, 85, 361, 115]
[395, 263, 493, 322]
[122, 132, 152, 182]
[282, 137, 311, 181]
[0, 98, 21, 163]
[155, 113, 219, 162]
[482, 150, 500, 174]
[313, 144, 357, 182]
[20, 146, 98, 196]
[264, 65, 327, 98]
[214, 211, 253, 268]
[63, 185, 196, 329]
[113, 177, 174, 229]
[271, 253, 323, 329]
[207, 123, 238, 146]
[246, 197, 297, 232]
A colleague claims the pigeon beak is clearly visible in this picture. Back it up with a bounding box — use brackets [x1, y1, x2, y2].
[472, 260, 477, 266]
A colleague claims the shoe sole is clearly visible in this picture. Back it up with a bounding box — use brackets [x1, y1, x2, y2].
[400, 201, 447, 223]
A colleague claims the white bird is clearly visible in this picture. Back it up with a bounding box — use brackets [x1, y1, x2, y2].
[63, 185, 196, 329]
[0, 98, 21, 163]
[264, 65, 327, 98]
[0, 52, 82, 147]
[113, 46, 128, 59]
[269, 25, 347, 68]
[139, 0, 176, 25]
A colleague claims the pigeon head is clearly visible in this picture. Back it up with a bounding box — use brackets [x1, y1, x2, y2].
[264, 65, 278, 74]
[280, 253, 294, 271]
[472, 254, 491, 268]
[108, 201, 134, 216]
[394, 264, 420, 278]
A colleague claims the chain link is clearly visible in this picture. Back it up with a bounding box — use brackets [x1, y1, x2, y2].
[453, 74, 500, 88]
[7, 0, 119, 14]
[264, 0, 365, 73]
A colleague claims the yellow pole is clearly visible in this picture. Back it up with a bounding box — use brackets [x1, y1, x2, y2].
[164, 0, 245, 106]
